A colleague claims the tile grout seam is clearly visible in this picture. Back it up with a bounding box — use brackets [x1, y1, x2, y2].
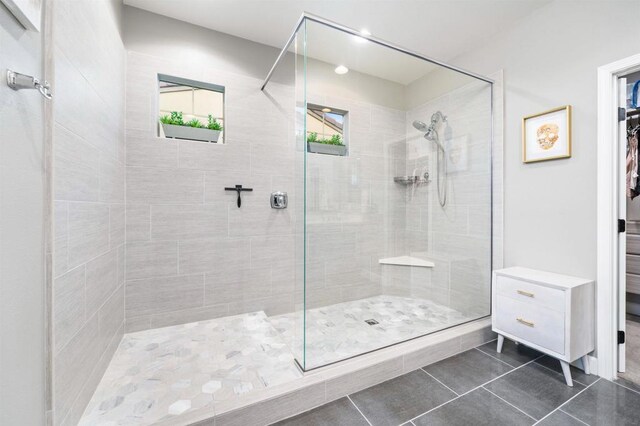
[558, 408, 591, 426]
[531, 378, 601, 425]
[472, 346, 519, 368]
[419, 368, 459, 396]
[408, 354, 546, 423]
[531, 359, 590, 387]
[346, 395, 372, 426]
[481, 387, 537, 421]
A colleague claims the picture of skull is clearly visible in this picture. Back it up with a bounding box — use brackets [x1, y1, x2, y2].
[536, 123, 559, 150]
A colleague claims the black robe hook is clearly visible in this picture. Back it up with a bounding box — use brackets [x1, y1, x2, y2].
[225, 184, 253, 208]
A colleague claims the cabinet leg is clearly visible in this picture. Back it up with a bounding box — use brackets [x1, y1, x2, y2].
[497, 335, 504, 353]
[560, 360, 573, 387]
[581, 355, 590, 375]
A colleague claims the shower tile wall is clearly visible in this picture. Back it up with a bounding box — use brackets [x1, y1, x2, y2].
[383, 80, 493, 316]
[304, 92, 407, 309]
[124, 52, 296, 332]
[124, 51, 409, 331]
[51, 0, 125, 424]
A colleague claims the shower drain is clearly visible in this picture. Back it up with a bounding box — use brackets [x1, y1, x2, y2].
[364, 319, 379, 325]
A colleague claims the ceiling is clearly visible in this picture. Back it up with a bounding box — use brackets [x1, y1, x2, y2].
[123, 0, 551, 84]
[122, 0, 550, 60]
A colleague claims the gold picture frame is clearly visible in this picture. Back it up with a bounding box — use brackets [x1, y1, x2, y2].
[522, 105, 572, 163]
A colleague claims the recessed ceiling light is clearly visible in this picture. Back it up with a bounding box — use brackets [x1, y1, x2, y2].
[354, 29, 371, 43]
[334, 65, 349, 75]
[322, 108, 332, 113]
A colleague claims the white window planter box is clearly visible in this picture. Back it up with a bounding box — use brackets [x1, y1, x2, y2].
[161, 123, 221, 143]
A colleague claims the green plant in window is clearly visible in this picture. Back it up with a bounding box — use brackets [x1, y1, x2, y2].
[159, 111, 185, 126]
[307, 132, 318, 143]
[185, 118, 204, 128]
[326, 134, 344, 146]
[207, 114, 223, 131]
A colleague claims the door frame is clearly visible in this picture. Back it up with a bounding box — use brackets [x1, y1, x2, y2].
[596, 52, 640, 380]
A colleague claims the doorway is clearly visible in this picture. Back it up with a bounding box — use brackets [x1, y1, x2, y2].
[620, 70, 640, 386]
[596, 52, 640, 383]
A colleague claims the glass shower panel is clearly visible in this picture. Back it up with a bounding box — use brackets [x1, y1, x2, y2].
[261, 22, 306, 367]
[300, 18, 493, 370]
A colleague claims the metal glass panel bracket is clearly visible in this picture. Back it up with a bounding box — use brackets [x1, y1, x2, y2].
[7, 69, 52, 99]
[261, 12, 494, 91]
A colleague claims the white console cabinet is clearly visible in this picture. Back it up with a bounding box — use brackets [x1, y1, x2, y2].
[492, 267, 595, 386]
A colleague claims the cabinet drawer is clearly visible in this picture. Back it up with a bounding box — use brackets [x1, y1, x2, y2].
[495, 294, 565, 355]
[496, 275, 565, 312]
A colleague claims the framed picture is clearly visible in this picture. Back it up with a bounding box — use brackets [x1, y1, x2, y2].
[1, 0, 42, 32]
[522, 105, 572, 163]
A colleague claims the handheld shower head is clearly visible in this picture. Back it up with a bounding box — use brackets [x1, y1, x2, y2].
[412, 113, 446, 147]
[412, 120, 428, 132]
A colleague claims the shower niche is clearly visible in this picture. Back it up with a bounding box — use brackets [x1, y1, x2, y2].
[262, 15, 493, 371]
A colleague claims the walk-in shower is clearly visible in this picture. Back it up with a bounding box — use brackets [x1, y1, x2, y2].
[263, 13, 493, 371]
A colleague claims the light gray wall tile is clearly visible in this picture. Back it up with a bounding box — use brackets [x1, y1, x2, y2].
[54, 124, 99, 202]
[67, 202, 110, 269]
[53, 266, 85, 354]
[110, 203, 125, 248]
[214, 382, 326, 426]
[325, 358, 404, 401]
[85, 249, 119, 317]
[150, 204, 227, 240]
[126, 240, 178, 280]
[403, 336, 462, 372]
[205, 266, 269, 305]
[54, 201, 69, 274]
[126, 204, 151, 242]
[178, 237, 249, 275]
[98, 285, 124, 347]
[124, 315, 151, 333]
[126, 131, 178, 168]
[150, 304, 229, 329]
[127, 166, 204, 204]
[125, 274, 204, 317]
[99, 155, 125, 202]
[53, 316, 102, 423]
[179, 139, 250, 173]
[228, 293, 294, 317]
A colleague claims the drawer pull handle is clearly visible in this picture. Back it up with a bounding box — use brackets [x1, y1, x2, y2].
[517, 290, 535, 297]
[516, 318, 535, 327]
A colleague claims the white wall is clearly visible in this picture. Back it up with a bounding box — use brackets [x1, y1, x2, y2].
[0, 3, 46, 425]
[449, 0, 640, 280]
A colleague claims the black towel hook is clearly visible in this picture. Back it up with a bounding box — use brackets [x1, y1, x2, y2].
[224, 185, 253, 208]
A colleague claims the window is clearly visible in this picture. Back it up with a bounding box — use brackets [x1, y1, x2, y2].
[158, 74, 225, 144]
[306, 104, 348, 156]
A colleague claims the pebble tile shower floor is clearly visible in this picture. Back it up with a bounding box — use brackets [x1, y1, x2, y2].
[79, 295, 470, 425]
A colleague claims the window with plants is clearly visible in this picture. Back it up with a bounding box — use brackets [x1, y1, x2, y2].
[158, 74, 225, 143]
[306, 104, 348, 156]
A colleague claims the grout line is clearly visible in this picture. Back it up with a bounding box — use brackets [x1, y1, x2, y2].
[482, 387, 536, 421]
[558, 409, 591, 426]
[408, 355, 545, 424]
[420, 368, 459, 396]
[473, 346, 518, 369]
[531, 378, 600, 425]
[612, 379, 640, 396]
[532, 358, 590, 387]
[347, 395, 372, 426]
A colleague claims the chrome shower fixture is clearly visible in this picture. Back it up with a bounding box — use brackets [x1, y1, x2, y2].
[412, 111, 448, 207]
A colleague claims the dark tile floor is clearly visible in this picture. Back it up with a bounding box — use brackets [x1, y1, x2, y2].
[273, 339, 640, 426]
